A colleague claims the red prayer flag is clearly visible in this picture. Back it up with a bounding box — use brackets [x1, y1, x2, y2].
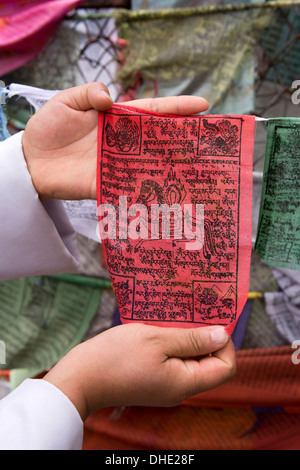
[97, 105, 255, 335]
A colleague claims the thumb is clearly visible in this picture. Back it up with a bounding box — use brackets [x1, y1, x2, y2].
[161, 327, 236, 401]
[53, 82, 113, 112]
[165, 326, 229, 359]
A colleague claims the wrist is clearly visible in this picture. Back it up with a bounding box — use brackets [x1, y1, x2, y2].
[43, 347, 90, 421]
[21, 131, 48, 202]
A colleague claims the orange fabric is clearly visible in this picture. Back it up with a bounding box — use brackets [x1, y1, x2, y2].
[83, 345, 300, 450]
[0, 371, 10, 378]
[84, 407, 257, 450]
[183, 345, 300, 412]
[83, 407, 300, 450]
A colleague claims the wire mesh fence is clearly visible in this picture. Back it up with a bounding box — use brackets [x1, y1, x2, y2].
[1, 3, 299, 172]
[1, 5, 299, 104]
[3, 10, 121, 99]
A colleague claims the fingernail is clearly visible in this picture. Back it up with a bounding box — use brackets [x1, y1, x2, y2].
[209, 327, 228, 346]
[100, 90, 113, 101]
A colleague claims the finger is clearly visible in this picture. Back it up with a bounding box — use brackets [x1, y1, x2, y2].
[163, 326, 230, 359]
[53, 82, 114, 111]
[120, 95, 209, 115]
[180, 339, 236, 394]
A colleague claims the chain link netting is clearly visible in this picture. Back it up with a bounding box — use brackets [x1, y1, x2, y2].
[1, 5, 299, 109]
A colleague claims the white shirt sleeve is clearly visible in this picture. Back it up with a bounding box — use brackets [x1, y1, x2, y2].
[0, 379, 83, 450]
[0, 131, 82, 280]
[0, 132, 85, 449]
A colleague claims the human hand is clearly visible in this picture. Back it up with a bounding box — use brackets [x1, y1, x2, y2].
[43, 323, 235, 421]
[21, 82, 209, 201]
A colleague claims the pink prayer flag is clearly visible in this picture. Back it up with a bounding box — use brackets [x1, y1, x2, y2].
[0, 0, 83, 75]
[97, 105, 255, 335]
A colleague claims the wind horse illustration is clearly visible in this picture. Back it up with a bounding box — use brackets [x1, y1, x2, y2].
[134, 168, 224, 259]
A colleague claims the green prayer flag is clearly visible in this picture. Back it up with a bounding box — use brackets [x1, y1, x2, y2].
[0, 276, 102, 384]
[255, 118, 300, 270]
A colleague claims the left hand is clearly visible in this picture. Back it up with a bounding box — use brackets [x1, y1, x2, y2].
[22, 82, 209, 201]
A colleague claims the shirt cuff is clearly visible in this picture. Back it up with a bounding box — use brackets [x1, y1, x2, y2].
[0, 132, 82, 280]
[0, 379, 83, 450]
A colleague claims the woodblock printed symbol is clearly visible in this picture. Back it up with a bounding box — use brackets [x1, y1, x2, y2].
[193, 281, 236, 325]
[198, 118, 241, 157]
[104, 115, 141, 155]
